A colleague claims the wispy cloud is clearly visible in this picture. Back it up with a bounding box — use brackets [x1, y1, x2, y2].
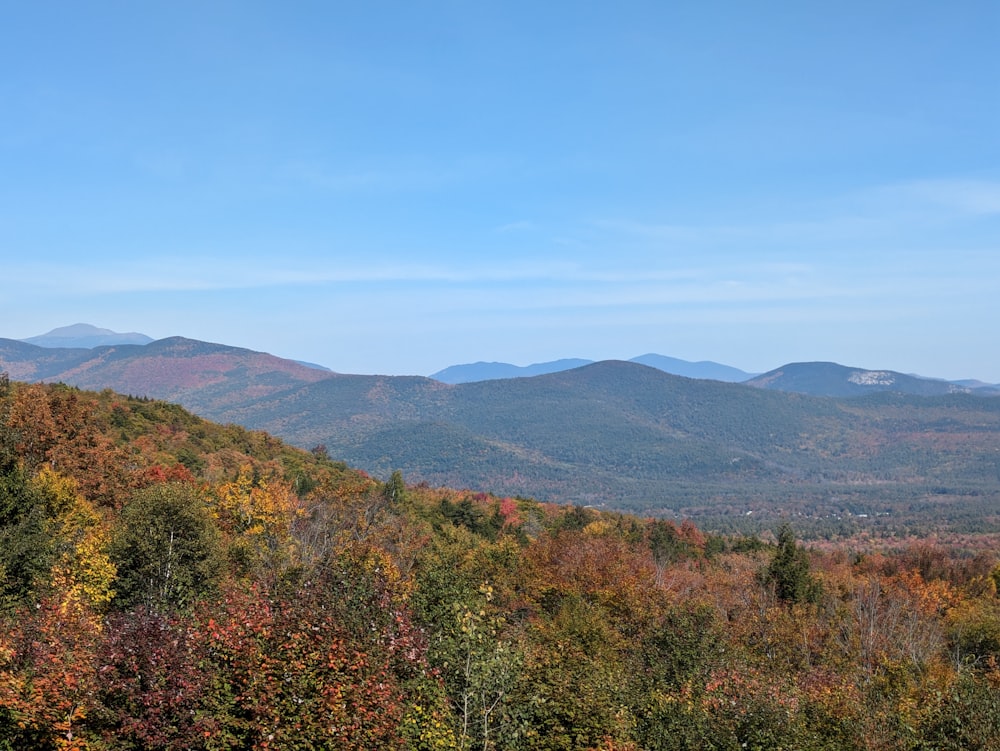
[1, 250, 950, 302]
[591, 213, 896, 250]
[8, 256, 595, 295]
[871, 178, 1000, 216]
[10, 168, 998, 322]
[593, 177, 1000, 255]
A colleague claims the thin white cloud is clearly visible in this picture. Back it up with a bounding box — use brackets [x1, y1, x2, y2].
[8, 257, 591, 294]
[0, 254, 943, 302]
[8, 174, 997, 315]
[875, 178, 1000, 216]
[594, 177, 1000, 250]
[594, 214, 891, 248]
[7, 253, 726, 295]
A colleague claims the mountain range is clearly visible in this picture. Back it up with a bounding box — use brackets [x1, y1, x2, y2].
[430, 354, 755, 383]
[3, 324, 1000, 533]
[19, 324, 999, 394]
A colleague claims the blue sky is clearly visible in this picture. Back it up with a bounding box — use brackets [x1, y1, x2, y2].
[3, 2, 1000, 381]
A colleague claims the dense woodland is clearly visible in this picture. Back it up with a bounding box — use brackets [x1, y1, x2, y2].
[2, 376, 1000, 750]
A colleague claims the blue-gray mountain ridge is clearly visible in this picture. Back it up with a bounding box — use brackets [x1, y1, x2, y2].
[430, 355, 755, 384]
[21, 323, 153, 349]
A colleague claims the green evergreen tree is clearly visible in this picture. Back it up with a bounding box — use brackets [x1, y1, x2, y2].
[0, 464, 53, 611]
[384, 468, 407, 505]
[765, 523, 818, 604]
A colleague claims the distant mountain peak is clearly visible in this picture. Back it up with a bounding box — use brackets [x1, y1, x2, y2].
[430, 359, 594, 384]
[745, 361, 979, 397]
[20, 323, 154, 349]
[430, 354, 755, 384]
[38, 323, 117, 337]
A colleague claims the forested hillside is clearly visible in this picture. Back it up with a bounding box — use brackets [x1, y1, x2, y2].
[219, 361, 1000, 536]
[0, 336, 333, 413]
[2, 376, 1000, 749]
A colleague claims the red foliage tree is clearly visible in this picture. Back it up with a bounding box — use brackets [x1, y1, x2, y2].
[94, 608, 214, 750]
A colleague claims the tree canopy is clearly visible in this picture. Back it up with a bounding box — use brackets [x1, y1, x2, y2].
[1, 379, 999, 749]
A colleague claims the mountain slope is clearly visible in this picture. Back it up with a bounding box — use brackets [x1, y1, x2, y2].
[0, 338, 97, 380]
[214, 360, 1000, 527]
[746, 362, 972, 397]
[0, 336, 334, 412]
[213, 361, 812, 505]
[628, 353, 755, 382]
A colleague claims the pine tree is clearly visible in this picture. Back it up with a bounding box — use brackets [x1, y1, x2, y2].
[766, 523, 818, 604]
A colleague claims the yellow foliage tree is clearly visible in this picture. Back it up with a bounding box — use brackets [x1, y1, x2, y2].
[32, 467, 116, 613]
[211, 465, 304, 577]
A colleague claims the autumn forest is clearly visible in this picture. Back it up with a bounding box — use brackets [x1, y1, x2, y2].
[2, 376, 1000, 750]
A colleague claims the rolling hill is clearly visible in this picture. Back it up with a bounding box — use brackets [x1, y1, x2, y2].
[745, 361, 996, 397]
[212, 360, 1000, 532]
[4, 334, 1000, 533]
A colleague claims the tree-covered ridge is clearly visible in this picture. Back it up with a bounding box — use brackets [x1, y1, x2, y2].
[2, 377, 1000, 750]
[0, 335, 333, 412]
[215, 361, 1000, 536]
